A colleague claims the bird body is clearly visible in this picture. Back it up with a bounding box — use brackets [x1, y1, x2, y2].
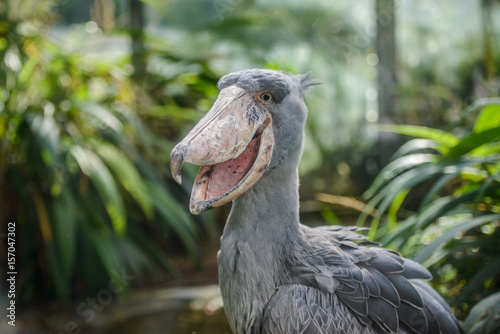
[171, 69, 464, 334]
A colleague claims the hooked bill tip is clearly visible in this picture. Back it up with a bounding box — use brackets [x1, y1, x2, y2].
[173, 171, 182, 185]
[170, 146, 186, 185]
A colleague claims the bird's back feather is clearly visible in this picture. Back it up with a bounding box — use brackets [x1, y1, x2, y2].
[261, 225, 463, 334]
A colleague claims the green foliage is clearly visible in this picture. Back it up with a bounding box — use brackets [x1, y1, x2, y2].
[362, 101, 500, 319]
[463, 292, 500, 334]
[0, 0, 218, 305]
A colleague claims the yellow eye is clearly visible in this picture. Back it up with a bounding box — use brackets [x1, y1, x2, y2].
[260, 92, 273, 104]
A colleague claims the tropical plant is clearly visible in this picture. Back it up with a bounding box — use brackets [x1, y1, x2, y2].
[360, 99, 500, 321]
[0, 0, 218, 305]
[463, 291, 500, 334]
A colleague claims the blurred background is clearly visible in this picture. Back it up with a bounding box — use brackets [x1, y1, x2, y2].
[1, 0, 499, 333]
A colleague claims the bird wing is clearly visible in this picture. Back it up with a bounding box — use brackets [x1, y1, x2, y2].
[263, 225, 463, 334]
[262, 284, 383, 334]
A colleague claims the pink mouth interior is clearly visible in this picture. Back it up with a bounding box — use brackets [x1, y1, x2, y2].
[204, 134, 262, 200]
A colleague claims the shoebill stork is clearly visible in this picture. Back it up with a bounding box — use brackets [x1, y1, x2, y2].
[170, 69, 463, 334]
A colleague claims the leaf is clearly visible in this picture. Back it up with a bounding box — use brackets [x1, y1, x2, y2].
[146, 181, 200, 265]
[375, 163, 443, 215]
[387, 189, 408, 231]
[364, 163, 433, 216]
[415, 214, 500, 263]
[379, 215, 418, 248]
[446, 98, 500, 130]
[415, 191, 480, 231]
[70, 145, 126, 234]
[454, 254, 500, 305]
[81, 225, 131, 297]
[128, 224, 179, 276]
[51, 188, 78, 281]
[367, 216, 381, 241]
[416, 157, 489, 208]
[112, 105, 150, 147]
[419, 172, 459, 210]
[471, 142, 500, 156]
[18, 53, 40, 86]
[32, 187, 53, 242]
[45, 242, 70, 302]
[390, 139, 441, 160]
[423, 237, 496, 268]
[475, 169, 500, 205]
[378, 124, 459, 148]
[473, 105, 500, 133]
[94, 143, 154, 219]
[445, 127, 500, 159]
[364, 154, 436, 199]
[78, 102, 124, 134]
[463, 292, 500, 333]
[29, 113, 61, 166]
[118, 238, 156, 273]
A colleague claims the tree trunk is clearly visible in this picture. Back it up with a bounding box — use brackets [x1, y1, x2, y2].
[375, 0, 397, 122]
[375, 0, 398, 165]
[481, 0, 496, 79]
[130, 0, 147, 81]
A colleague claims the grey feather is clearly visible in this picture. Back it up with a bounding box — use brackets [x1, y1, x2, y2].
[386, 275, 424, 308]
[411, 280, 465, 334]
[368, 269, 401, 307]
[361, 268, 381, 297]
[368, 298, 399, 333]
[397, 301, 428, 334]
[367, 251, 405, 274]
[401, 258, 432, 280]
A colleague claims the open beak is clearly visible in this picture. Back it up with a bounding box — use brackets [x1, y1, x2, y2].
[170, 86, 274, 215]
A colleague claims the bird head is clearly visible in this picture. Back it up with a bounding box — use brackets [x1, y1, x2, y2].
[170, 69, 318, 214]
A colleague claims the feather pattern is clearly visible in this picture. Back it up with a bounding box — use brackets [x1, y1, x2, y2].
[259, 225, 463, 334]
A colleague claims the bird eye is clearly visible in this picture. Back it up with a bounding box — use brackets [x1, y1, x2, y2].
[260, 92, 273, 104]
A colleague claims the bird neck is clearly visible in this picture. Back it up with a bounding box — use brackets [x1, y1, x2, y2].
[219, 165, 301, 333]
[224, 165, 301, 239]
